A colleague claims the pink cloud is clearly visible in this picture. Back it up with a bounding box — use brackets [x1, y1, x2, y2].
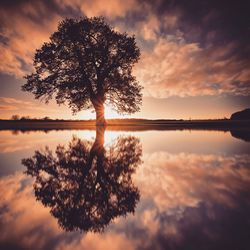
[0, 149, 250, 249]
[135, 37, 250, 97]
[0, 3, 61, 77]
[135, 152, 250, 211]
[0, 0, 140, 78]
[57, 0, 139, 18]
[0, 96, 59, 117]
[0, 105, 18, 111]
[0, 172, 60, 250]
[0, 0, 249, 98]
[0, 97, 32, 105]
[0, 171, 136, 250]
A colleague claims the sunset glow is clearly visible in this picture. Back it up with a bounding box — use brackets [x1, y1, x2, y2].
[0, 2, 250, 248]
[0, 0, 249, 120]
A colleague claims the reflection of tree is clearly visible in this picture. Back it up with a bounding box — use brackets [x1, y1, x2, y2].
[22, 127, 141, 232]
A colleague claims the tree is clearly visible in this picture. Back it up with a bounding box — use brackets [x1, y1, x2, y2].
[22, 17, 142, 125]
[22, 127, 142, 232]
[11, 114, 20, 120]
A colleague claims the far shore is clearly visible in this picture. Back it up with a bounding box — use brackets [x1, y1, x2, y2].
[0, 119, 250, 132]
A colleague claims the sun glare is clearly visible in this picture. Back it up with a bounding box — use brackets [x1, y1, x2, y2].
[104, 104, 121, 119]
[72, 129, 129, 146]
[73, 104, 125, 120]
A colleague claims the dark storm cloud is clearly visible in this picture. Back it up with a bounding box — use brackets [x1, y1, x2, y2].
[148, 0, 250, 45]
[0, 0, 249, 96]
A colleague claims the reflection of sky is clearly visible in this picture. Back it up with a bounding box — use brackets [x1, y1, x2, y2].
[0, 130, 250, 249]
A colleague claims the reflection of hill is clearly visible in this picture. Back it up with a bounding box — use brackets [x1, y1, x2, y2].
[22, 127, 142, 232]
[230, 129, 250, 142]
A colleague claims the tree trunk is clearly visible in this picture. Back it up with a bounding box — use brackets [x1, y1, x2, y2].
[87, 126, 105, 170]
[95, 126, 105, 148]
[94, 100, 106, 126]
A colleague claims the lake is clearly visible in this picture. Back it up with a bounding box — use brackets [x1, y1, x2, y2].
[0, 128, 250, 250]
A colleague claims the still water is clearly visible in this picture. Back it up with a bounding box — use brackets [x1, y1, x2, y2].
[0, 128, 250, 250]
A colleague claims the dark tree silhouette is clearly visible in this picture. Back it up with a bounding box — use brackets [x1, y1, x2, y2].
[22, 17, 142, 125]
[22, 127, 142, 232]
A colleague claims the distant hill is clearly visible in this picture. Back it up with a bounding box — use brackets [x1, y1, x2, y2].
[231, 108, 250, 120]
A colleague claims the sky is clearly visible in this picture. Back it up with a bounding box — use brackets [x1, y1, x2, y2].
[0, 0, 250, 120]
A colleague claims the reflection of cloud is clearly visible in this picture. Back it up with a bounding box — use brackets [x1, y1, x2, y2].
[0, 172, 60, 250]
[0, 131, 59, 153]
[1, 150, 250, 250]
[0, 138, 31, 153]
[136, 152, 250, 211]
[0, 171, 136, 250]
[123, 151, 250, 249]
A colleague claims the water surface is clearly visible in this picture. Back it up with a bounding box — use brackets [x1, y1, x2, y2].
[0, 129, 250, 250]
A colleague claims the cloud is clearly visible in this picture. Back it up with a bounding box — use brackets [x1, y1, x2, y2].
[135, 37, 250, 97]
[55, 233, 135, 250]
[0, 105, 18, 111]
[0, 0, 249, 97]
[0, 1, 62, 77]
[58, 0, 139, 18]
[0, 0, 140, 78]
[0, 97, 32, 105]
[0, 96, 59, 118]
[0, 97, 33, 112]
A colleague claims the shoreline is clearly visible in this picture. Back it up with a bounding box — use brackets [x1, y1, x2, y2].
[0, 119, 249, 131]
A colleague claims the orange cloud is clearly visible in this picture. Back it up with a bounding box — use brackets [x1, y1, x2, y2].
[0, 149, 250, 249]
[0, 97, 32, 105]
[0, 171, 137, 250]
[55, 232, 135, 250]
[0, 0, 249, 98]
[77, 0, 138, 18]
[0, 0, 139, 78]
[0, 172, 60, 250]
[136, 152, 250, 211]
[0, 3, 61, 77]
[135, 38, 250, 97]
[0, 96, 59, 118]
[0, 105, 18, 111]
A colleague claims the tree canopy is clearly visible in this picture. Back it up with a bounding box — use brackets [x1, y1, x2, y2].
[22, 17, 142, 124]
